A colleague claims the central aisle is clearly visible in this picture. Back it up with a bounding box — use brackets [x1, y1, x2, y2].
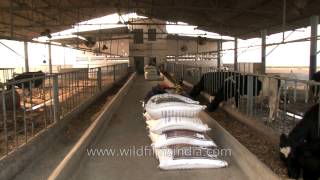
[72, 76, 247, 180]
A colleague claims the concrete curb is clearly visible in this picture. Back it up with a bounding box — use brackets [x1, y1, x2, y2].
[0, 77, 126, 180]
[48, 73, 136, 180]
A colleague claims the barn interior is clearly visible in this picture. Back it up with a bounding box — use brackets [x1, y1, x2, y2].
[0, 0, 320, 180]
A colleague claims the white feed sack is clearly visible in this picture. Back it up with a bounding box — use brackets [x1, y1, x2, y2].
[145, 116, 211, 134]
[147, 94, 200, 105]
[155, 145, 228, 170]
[143, 92, 228, 170]
[145, 94, 206, 119]
[149, 130, 216, 148]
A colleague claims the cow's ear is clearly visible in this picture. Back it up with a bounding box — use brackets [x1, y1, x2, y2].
[280, 134, 288, 147]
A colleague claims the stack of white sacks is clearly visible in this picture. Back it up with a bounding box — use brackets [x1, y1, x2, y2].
[143, 93, 228, 170]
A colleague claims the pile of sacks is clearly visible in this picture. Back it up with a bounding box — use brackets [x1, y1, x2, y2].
[143, 92, 228, 170]
[144, 65, 161, 80]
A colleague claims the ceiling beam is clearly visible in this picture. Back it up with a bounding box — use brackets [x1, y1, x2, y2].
[11, 0, 58, 22]
[0, 4, 276, 16]
[42, 0, 76, 24]
[223, 0, 272, 23]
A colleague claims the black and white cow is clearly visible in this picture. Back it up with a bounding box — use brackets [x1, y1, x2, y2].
[280, 103, 320, 180]
[6, 71, 45, 91]
[190, 71, 262, 112]
[190, 72, 284, 122]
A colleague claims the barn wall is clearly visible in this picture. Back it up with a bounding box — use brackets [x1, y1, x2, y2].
[129, 38, 218, 67]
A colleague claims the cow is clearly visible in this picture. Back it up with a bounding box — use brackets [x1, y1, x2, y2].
[6, 71, 45, 91]
[189, 71, 263, 112]
[257, 76, 282, 122]
[310, 71, 320, 102]
[144, 84, 168, 103]
[259, 71, 320, 122]
[190, 72, 284, 122]
[280, 103, 320, 180]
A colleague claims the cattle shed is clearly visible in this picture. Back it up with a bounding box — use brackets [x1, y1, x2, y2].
[0, 1, 320, 180]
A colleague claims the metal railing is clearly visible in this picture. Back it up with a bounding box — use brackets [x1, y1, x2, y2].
[0, 63, 128, 157]
[0, 68, 14, 83]
[166, 53, 219, 68]
[165, 62, 320, 135]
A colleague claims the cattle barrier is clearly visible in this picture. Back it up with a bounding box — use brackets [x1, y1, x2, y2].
[0, 63, 129, 158]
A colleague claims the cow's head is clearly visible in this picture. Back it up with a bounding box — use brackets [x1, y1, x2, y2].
[280, 134, 291, 159]
[279, 134, 301, 179]
[311, 71, 320, 82]
[37, 71, 45, 75]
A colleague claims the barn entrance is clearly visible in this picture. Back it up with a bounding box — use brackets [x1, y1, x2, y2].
[134, 56, 144, 74]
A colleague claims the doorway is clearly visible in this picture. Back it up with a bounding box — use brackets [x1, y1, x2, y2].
[134, 56, 144, 74]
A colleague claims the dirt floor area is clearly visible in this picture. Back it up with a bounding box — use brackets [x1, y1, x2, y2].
[62, 74, 130, 142]
[207, 109, 288, 179]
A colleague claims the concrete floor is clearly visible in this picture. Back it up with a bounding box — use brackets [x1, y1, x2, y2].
[71, 76, 247, 180]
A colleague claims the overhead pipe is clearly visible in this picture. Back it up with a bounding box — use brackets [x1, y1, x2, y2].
[234, 37, 238, 71]
[282, 0, 287, 42]
[261, 30, 267, 74]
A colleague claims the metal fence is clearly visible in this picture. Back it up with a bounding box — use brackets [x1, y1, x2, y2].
[0, 68, 14, 83]
[0, 63, 128, 157]
[165, 62, 320, 135]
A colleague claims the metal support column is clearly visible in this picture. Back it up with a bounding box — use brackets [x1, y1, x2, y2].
[217, 41, 221, 69]
[261, 30, 267, 74]
[181, 64, 184, 80]
[52, 75, 60, 122]
[48, 42, 52, 74]
[309, 15, 319, 80]
[97, 67, 102, 90]
[234, 37, 238, 71]
[113, 65, 116, 82]
[24, 41, 29, 72]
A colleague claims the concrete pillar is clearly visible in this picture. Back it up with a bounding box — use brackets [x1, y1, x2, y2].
[52, 75, 60, 122]
[24, 41, 29, 72]
[234, 37, 238, 71]
[217, 41, 221, 69]
[48, 42, 52, 74]
[261, 30, 267, 74]
[309, 15, 318, 80]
